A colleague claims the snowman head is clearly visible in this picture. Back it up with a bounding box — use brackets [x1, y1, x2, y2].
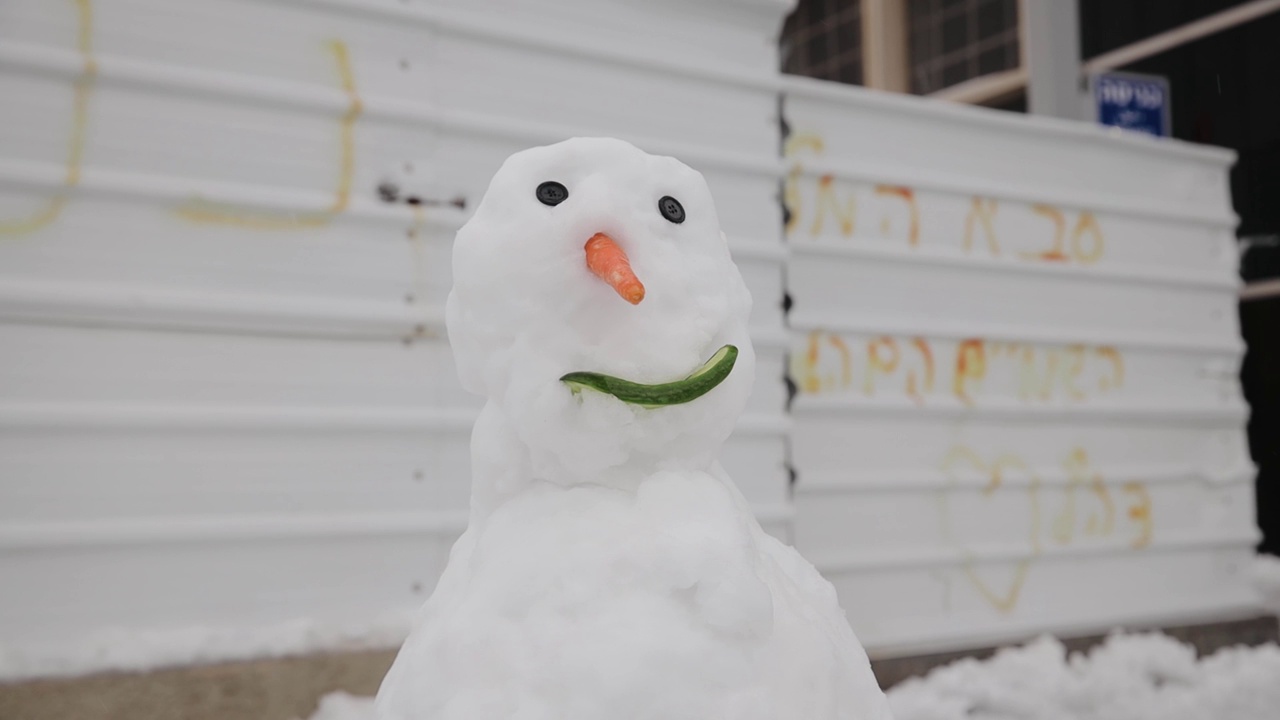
[446, 137, 755, 485]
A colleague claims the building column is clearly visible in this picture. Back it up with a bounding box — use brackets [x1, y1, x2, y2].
[862, 0, 910, 92]
[1021, 0, 1086, 119]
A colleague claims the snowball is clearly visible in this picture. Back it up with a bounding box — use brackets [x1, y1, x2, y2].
[445, 137, 756, 502]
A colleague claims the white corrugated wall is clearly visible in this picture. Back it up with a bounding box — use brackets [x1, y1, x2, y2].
[0, 0, 792, 670]
[0, 0, 1262, 676]
[783, 75, 1259, 656]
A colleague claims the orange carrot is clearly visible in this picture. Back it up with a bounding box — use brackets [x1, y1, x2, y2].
[585, 233, 645, 305]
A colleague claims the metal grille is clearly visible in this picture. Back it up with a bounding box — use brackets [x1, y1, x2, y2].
[909, 0, 1019, 94]
[781, 0, 864, 86]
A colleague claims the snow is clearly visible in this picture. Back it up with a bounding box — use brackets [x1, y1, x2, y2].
[445, 137, 757, 507]
[303, 633, 1280, 720]
[303, 692, 377, 720]
[375, 138, 892, 719]
[887, 632, 1280, 720]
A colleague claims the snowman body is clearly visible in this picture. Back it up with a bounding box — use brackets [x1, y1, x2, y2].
[375, 138, 891, 720]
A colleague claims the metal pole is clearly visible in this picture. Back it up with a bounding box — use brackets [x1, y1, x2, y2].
[1021, 0, 1085, 120]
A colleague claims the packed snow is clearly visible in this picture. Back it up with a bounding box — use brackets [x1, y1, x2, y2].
[305, 692, 377, 720]
[374, 138, 892, 719]
[886, 632, 1280, 720]
[303, 632, 1280, 720]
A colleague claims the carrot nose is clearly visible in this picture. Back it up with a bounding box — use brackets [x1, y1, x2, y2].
[584, 232, 645, 305]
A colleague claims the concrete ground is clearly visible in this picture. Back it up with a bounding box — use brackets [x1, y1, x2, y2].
[1, 616, 1274, 720]
[0, 649, 396, 720]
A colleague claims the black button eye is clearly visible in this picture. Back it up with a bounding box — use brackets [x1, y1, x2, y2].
[658, 196, 685, 224]
[536, 181, 568, 206]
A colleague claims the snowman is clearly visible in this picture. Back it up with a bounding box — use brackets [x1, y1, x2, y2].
[375, 137, 892, 720]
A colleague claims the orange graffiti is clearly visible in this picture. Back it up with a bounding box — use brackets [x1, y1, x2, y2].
[829, 335, 853, 388]
[176, 39, 362, 228]
[941, 445, 1153, 612]
[940, 447, 1042, 613]
[905, 337, 935, 406]
[963, 197, 999, 255]
[782, 132, 824, 237]
[798, 331, 853, 393]
[1013, 343, 1123, 403]
[1062, 344, 1087, 402]
[1025, 204, 1069, 262]
[1079, 451, 1115, 536]
[864, 336, 900, 395]
[1052, 448, 1117, 543]
[1022, 205, 1105, 264]
[783, 132, 825, 158]
[775, 132, 1109, 265]
[874, 184, 919, 246]
[953, 339, 987, 406]
[1, 0, 96, 236]
[811, 175, 857, 237]
[1096, 346, 1124, 391]
[1123, 481, 1153, 549]
[962, 562, 1033, 614]
[1072, 212, 1105, 264]
[1017, 346, 1060, 402]
[799, 335, 1123, 407]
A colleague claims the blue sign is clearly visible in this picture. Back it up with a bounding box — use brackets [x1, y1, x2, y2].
[1093, 72, 1170, 138]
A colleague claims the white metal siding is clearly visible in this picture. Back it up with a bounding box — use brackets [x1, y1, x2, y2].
[782, 75, 1259, 656]
[0, 0, 1261, 677]
[0, 0, 792, 669]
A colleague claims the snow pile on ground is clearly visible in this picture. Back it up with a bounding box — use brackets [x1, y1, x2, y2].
[887, 632, 1280, 720]
[303, 632, 1280, 720]
[304, 691, 376, 720]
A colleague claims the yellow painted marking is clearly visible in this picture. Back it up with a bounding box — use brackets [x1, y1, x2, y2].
[1024, 204, 1068, 262]
[962, 560, 1032, 614]
[952, 338, 986, 406]
[863, 336, 899, 395]
[829, 335, 853, 389]
[939, 447, 1042, 614]
[796, 331, 853, 393]
[798, 332, 823, 393]
[0, 0, 96, 236]
[1096, 346, 1125, 391]
[1063, 344, 1087, 401]
[810, 174, 856, 237]
[963, 196, 999, 255]
[1071, 211, 1105, 264]
[904, 337, 935, 405]
[783, 132, 824, 159]
[175, 39, 362, 229]
[1123, 481, 1153, 549]
[1016, 346, 1059, 402]
[782, 132, 823, 236]
[874, 184, 919, 246]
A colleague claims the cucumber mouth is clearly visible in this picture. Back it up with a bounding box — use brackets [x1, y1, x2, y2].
[560, 345, 738, 408]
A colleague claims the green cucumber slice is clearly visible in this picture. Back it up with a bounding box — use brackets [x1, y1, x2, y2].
[560, 345, 738, 408]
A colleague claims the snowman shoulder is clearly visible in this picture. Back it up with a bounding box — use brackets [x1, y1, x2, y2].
[755, 530, 843, 613]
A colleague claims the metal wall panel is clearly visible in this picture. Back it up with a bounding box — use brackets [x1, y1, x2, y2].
[782, 75, 1259, 656]
[0, 0, 793, 672]
[5, 0, 1257, 676]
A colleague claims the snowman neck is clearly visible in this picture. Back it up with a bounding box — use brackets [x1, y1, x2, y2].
[466, 400, 721, 520]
